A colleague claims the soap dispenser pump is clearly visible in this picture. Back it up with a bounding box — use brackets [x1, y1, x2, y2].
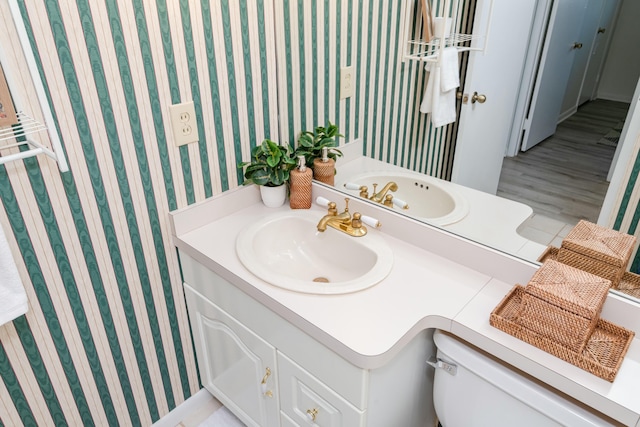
[289, 155, 312, 209]
[313, 146, 335, 186]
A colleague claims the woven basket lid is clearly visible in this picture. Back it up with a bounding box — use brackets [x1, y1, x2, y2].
[527, 259, 610, 318]
[561, 220, 636, 267]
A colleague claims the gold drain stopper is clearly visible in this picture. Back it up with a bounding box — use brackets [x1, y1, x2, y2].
[313, 277, 330, 283]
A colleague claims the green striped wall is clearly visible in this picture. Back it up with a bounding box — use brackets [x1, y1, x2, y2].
[0, 0, 279, 425]
[9, 1, 640, 426]
[275, 0, 474, 180]
[0, 1, 463, 425]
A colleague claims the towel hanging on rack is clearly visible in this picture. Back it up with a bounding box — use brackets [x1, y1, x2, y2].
[0, 222, 27, 326]
[420, 47, 460, 127]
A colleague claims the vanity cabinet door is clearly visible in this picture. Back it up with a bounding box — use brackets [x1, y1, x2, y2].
[280, 411, 299, 426]
[184, 284, 280, 427]
[277, 352, 365, 427]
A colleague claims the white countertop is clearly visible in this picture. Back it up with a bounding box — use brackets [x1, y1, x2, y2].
[170, 184, 640, 426]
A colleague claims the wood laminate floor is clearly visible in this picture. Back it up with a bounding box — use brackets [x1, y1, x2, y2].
[497, 99, 630, 226]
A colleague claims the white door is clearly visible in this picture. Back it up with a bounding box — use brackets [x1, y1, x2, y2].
[450, 0, 538, 194]
[560, 0, 602, 119]
[580, 0, 620, 105]
[520, 0, 587, 151]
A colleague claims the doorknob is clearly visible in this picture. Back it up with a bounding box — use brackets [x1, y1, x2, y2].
[471, 92, 486, 104]
[572, 42, 583, 49]
[456, 91, 469, 103]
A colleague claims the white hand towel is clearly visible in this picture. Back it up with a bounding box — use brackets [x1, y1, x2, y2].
[0, 223, 27, 326]
[440, 47, 460, 92]
[420, 47, 460, 127]
[420, 61, 438, 115]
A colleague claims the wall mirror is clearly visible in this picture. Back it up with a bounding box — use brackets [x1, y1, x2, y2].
[307, 0, 640, 301]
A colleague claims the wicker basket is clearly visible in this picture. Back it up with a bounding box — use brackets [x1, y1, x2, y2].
[557, 249, 625, 287]
[518, 260, 610, 352]
[537, 246, 559, 263]
[490, 285, 635, 382]
[517, 293, 598, 352]
[558, 220, 636, 287]
[525, 259, 610, 319]
[616, 271, 640, 299]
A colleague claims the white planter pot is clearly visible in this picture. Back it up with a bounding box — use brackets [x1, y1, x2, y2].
[260, 185, 287, 207]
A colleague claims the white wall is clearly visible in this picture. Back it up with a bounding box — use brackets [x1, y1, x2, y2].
[597, 0, 640, 102]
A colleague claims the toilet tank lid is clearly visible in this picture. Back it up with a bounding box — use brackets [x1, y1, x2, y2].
[433, 330, 473, 361]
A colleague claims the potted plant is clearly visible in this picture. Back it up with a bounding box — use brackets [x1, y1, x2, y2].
[238, 139, 296, 207]
[294, 121, 344, 168]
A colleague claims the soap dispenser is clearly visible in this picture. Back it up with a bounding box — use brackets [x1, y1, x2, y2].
[289, 155, 312, 209]
[313, 146, 335, 186]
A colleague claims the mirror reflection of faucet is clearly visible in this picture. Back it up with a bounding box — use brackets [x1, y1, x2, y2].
[344, 181, 410, 210]
[315, 197, 381, 237]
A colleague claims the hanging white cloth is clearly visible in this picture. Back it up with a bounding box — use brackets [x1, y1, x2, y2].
[0, 222, 27, 326]
[420, 47, 460, 127]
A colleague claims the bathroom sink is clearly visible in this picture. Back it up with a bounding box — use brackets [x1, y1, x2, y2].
[236, 210, 394, 294]
[339, 171, 469, 226]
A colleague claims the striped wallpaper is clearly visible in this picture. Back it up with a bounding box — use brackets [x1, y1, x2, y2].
[0, 1, 463, 425]
[0, 0, 637, 426]
[0, 0, 279, 425]
[274, 0, 473, 180]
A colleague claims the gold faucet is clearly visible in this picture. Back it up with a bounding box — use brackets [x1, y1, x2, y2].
[353, 181, 408, 210]
[316, 198, 367, 237]
[370, 181, 398, 203]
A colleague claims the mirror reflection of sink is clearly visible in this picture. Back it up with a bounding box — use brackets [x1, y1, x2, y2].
[339, 171, 469, 226]
[236, 210, 394, 294]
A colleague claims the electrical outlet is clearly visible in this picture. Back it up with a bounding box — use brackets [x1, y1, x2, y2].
[169, 101, 199, 146]
[340, 66, 355, 99]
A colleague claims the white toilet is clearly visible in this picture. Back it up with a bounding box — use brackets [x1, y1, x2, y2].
[431, 330, 615, 427]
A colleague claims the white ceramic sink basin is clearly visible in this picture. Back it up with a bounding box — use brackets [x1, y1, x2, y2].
[236, 210, 394, 294]
[341, 171, 469, 226]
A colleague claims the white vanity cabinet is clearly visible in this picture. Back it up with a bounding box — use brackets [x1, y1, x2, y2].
[277, 352, 365, 426]
[172, 188, 640, 427]
[180, 251, 437, 427]
[184, 284, 280, 426]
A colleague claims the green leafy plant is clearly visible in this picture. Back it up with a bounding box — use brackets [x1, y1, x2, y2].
[238, 139, 296, 187]
[295, 121, 344, 168]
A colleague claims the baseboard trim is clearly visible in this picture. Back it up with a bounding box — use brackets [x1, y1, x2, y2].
[595, 92, 633, 104]
[153, 388, 217, 427]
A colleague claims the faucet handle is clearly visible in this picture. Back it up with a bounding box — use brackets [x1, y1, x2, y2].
[359, 186, 369, 198]
[351, 212, 362, 229]
[315, 196, 331, 208]
[361, 215, 381, 229]
[344, 182, 361, 190]
[315, 197, 338, 215]
[393, 197, 409, 210]
[327, 202, 337, 215]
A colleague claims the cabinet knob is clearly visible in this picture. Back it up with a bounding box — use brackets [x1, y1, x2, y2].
[572, 42, 583, 50]
[306, 408, 319, 422]
[260, 367, 273, 398]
